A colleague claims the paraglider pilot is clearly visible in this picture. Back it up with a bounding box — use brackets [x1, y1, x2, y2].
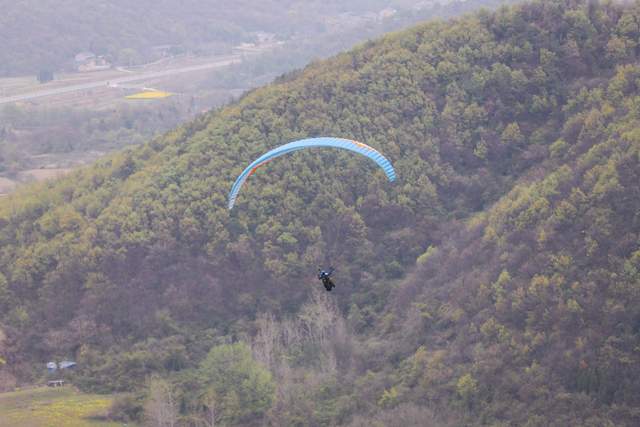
[318, 267, 335, 291]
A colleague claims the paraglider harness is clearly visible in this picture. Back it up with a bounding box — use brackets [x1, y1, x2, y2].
[318, 267, 335, 292]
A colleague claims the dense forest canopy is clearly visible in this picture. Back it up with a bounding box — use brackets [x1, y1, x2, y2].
[1, 0, 640, 425]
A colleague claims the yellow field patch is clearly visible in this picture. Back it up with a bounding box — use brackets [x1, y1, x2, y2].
[0, 387, 123, 427]
[125, 90, 172, 99]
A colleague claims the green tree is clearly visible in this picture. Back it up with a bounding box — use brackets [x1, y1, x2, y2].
[198, 342, 275, 424]
[456, 373, 478, 408]
[501, 122, 524, 146]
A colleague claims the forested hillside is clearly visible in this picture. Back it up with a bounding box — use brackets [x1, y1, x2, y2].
[1, 0, 640, 425]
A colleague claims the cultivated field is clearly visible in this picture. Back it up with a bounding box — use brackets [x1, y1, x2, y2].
[0, 386, 123, 427]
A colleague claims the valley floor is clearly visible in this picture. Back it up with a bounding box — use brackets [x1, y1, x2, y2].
[0, 386, 122, 427]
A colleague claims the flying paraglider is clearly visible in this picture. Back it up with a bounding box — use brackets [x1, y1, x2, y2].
[318, 267, 335, 292]
[227, 137, 396, 209]
[228, 137, 396, 292]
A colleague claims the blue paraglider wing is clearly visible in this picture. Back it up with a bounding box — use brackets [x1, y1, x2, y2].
[228, 137, 396, 209]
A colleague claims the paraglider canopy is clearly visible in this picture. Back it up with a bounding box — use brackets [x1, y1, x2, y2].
[228, 137, 396, 209]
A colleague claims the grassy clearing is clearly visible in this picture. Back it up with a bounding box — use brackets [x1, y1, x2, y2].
[0, 386, 123, 427]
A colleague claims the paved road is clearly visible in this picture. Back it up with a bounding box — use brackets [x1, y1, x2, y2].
[0, 56, 240, 105]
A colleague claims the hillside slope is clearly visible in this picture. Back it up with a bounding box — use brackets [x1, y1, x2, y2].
[384, 62, 640, 424]
[1, 0, 640, 424]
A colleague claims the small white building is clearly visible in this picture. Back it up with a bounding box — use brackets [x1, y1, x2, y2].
[74, 51, 96, 63]
[379, 8, 397, 20]
[74, 51, 111, 72]
[254, 32, 276, 44]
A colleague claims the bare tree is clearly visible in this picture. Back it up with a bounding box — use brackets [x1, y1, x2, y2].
[282, 317, 302, 353]
[252, 288, 355, 377]
[299, 289, 352, 373]
[0, 327, 6, 353]
[299, 288, 340, 348]
[253, 313, 280, 370]
[144, 376, 177, 427]
[201, 389, 220, 427]
[347, 403, 443, 427]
